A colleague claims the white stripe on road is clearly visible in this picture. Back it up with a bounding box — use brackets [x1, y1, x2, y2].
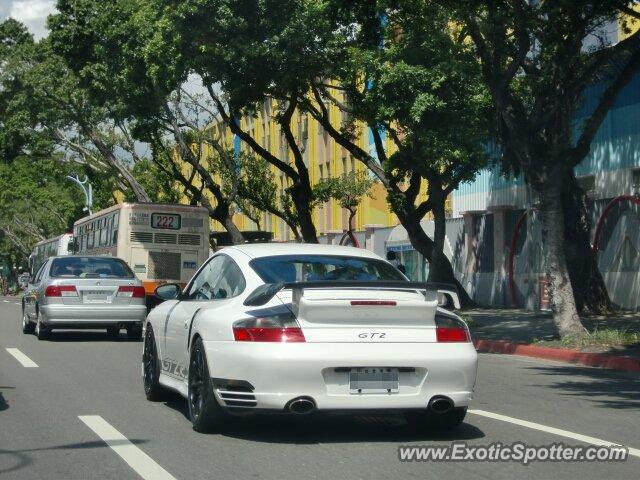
[79, 416, 177, 480]
[5, 348, 38, 368]
[2, 300, 9, 303]
[469, 409, 640, 458]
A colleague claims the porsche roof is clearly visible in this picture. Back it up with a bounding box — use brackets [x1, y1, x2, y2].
[225, 242, 381, 260]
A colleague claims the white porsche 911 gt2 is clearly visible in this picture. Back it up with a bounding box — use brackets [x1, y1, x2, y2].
[142, 243, 477, 432]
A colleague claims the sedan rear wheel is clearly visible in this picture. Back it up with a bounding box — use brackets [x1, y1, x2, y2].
[127, 325, 143, 342]
[35, 313, 50, 340]
[106, 326, 120, 339]
[22, 310, 34, 334]
[188, 337, 226, 433]
[142, 327, 166, 401]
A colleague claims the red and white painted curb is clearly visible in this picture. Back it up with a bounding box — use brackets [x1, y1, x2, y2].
[474, 339, 640, 373]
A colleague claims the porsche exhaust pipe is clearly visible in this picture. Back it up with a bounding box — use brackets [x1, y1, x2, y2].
[428, 396, 454, 414]
[286, 397, 316, 414]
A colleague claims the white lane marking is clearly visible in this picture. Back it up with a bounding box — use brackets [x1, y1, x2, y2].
[469, 409, 640, 458]
[2, 300, 9, 303]
[5, 348, 38, 368]
[79, 416, 177, 480]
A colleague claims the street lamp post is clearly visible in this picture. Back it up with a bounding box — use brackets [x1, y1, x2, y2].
[66, 175, 93, 215]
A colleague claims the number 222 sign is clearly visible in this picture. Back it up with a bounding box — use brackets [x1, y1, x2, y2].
[151, 213, 181, 230]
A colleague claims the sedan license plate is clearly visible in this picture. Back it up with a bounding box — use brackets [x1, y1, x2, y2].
[83, 291, 109, 303]
[349, 367, 399, 394]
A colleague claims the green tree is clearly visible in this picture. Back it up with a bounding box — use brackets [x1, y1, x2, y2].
[442, 1, 640, 337]
[313, 171, 375, 239]
[0, 156, 83, 263]
[49, 1, 248, 244]
[0, 20, 152, 201]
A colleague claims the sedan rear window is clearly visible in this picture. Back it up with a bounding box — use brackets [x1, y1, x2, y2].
[249, 255, 406, 284]
[50, 257, 134, 279]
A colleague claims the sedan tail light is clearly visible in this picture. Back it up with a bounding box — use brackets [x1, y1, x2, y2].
[117, 286, 146, 298]
[435, 313, 471, 343]
[233, 313, 305, 342]
[45, 285, 78, 297]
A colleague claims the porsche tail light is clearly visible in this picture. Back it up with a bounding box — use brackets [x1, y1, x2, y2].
[435, 313, 470, 343]
[45, 285, 78, 297]
[233, 313, 305, 342]
[117, 286, 146, 298]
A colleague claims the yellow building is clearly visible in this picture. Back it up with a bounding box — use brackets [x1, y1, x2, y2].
[188, 97, 450, 243]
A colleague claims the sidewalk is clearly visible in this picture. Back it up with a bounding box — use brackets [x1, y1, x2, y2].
[466, 308, 640, 372]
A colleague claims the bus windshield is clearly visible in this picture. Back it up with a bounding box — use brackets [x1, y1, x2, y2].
[50, 257, 135, 279]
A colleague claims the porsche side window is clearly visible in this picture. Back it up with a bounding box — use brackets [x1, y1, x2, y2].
[215, 258, 246, 299]
[185, 255, 227, 301]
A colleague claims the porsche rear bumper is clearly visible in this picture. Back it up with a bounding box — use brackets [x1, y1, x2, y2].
[203, 341, 477, 411]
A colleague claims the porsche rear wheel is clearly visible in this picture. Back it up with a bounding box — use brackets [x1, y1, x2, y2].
[142, 327, 165, 401]
[188, 337, 226, 433]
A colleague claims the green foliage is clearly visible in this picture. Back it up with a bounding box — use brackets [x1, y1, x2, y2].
[313, 171, 374, 215]
[131, 158, 183, 204]
[0, 156, 84, 264]
[534, 328, 640, 349]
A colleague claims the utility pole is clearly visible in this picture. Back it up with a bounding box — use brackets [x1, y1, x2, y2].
[67, 175, 93, 215]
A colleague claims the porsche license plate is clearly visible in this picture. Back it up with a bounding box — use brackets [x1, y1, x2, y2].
[349, 367, 399, 394]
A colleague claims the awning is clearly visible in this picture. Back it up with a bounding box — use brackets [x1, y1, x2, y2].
[384, 220, 453, 260]
[385, 221, 434, 252]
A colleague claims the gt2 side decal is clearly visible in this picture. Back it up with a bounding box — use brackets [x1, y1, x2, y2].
[161, 358, 187, 379]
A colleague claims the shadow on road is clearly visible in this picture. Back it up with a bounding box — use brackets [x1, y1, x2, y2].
[42, 331, 141, 343]
[161, 391, 484, 444]
[0, 392, 8, 412]
[527, 365, 640, 409]
[0, 439, 148, 475]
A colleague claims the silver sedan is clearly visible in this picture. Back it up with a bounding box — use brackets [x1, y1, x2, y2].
[22, 256, 147, 340]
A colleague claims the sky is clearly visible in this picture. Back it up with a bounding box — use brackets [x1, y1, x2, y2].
[0, 0, 56, 39]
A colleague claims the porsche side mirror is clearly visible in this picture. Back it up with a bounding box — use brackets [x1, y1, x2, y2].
[155, 283, 182, 301]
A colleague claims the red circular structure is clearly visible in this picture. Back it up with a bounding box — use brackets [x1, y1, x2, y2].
[591, 194, 640, 253]
[339, 230, 360, 248]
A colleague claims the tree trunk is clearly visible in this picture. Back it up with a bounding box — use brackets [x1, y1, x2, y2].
[539, 173, 587, 338]
[562, 171, 614, 314]
[291, 185, 318, 243]
[393, 196, 475, 308]
[221, 215, 245, 245]
[85, 130, 151, 203]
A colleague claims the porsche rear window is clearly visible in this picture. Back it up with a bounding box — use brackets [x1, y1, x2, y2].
[50, 257, 134, 278]
[249, 255, 406, 284]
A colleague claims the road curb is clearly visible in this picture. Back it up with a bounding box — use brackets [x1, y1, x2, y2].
[474, 339, 640, 373]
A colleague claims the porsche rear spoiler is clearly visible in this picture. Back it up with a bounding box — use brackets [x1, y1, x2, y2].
[243, 281, 460, 309]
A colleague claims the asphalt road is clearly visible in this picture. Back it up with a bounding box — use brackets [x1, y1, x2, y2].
[1, 295, 638, 480]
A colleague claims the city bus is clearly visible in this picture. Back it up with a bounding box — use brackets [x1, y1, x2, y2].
[29, 233, 74, 276]
[73, 203, 210, 296]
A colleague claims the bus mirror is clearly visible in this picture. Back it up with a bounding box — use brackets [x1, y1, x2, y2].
[155, 283, 182, 301]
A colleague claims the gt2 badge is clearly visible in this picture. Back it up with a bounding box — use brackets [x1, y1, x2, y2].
[358, 332, 386, 339]
[162, 358, 187, 378]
